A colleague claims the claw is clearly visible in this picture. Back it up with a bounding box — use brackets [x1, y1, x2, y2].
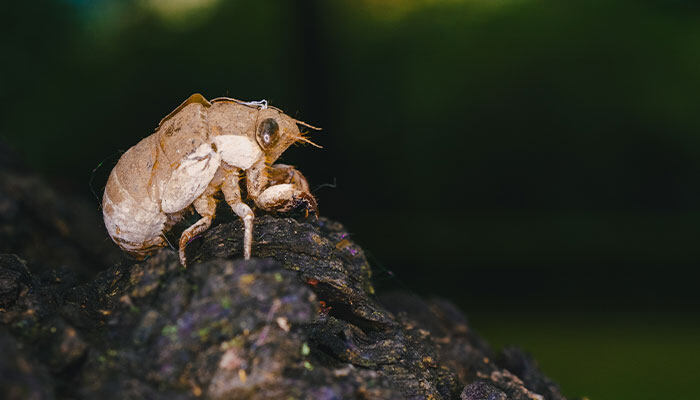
[292, 191, 318, 218]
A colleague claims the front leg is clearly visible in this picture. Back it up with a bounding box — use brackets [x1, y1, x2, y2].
[248, 162, 317, 216]
[268, 163, 311, 193]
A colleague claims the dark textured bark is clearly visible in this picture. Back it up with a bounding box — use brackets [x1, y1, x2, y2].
[0, 144, 568, 399]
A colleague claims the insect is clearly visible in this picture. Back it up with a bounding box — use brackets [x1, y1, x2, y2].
[102, 94, 321, 266]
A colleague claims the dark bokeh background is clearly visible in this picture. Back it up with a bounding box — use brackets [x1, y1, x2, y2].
[3, 1, 699, 398]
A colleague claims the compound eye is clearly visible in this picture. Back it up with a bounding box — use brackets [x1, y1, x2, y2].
[257, 118, 279, 149]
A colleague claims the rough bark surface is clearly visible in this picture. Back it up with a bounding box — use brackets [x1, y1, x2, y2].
[0, 144, 568, 399]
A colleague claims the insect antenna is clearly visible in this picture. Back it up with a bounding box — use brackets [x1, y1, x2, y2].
[292, 118, 322, 148]
[294, 134, 323, 148]
[294, 118, 322, 131]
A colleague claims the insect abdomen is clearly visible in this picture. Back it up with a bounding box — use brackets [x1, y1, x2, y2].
[102, 135, 167, 257]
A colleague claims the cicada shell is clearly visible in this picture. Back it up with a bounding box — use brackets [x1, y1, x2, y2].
[102, 94, 321, 266]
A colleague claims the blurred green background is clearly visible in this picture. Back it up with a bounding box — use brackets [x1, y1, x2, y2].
[2, 1, 700, 398]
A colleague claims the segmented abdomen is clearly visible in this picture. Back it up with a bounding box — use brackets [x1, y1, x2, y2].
[102, 135, 167, 257]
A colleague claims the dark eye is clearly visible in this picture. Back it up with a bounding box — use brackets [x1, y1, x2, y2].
[257, 118, 279, 149]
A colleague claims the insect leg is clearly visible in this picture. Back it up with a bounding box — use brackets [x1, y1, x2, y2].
[255, 164, 318, 217]
[269, 164, 311, 192]
[221, 169, 254, 260]
[178, 190, 216, 267]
